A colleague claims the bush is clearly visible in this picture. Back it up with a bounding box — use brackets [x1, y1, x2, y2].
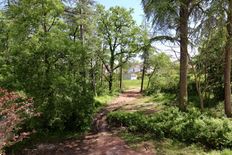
[145, 74, 178, 95]
[0, 88, 37, 152]
[107, 107, 232, 149]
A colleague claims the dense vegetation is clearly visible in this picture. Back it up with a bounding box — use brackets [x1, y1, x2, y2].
[108, 108, 232, 149]
[0, 0, 232, 154]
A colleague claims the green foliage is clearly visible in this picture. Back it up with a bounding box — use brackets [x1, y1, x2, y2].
[0, 0, 96, 132]
[145, 53, 179, 95]
[107, 111, 164, 138]
[94, 95, 116, 111]
[96, 5, 141, 92]
[142, 0, 179, 33]
[151, 93, 176, 105]
[193, 28, 226, 103]
[122, 79, 146, 90]
[1, 0, 232, 153]
[107, 107, 232, 149]
[119, 131, 232, 155]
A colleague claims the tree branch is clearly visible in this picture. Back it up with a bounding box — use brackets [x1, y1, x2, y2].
[150, 35, 179, 43]
[188, 0, 204, 17]
[47, 16, 57, 32]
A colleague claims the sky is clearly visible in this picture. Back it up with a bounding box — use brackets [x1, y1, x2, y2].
[95, 0, 145, 26]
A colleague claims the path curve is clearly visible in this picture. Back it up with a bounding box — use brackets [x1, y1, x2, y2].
[20, 89, 155, 155]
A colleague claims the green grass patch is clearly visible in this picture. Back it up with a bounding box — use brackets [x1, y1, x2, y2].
[95, 95, 115, 106]
[119, 132, 151, 145]
[94, 94, 117, 112]
[151, 93, 176, 105]
[122, 79, 147, 90]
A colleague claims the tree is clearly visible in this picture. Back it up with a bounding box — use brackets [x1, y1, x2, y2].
[145, 52, 178, 94]
[224, 0, 232, 117]
[140, 44, 150, 92]
[194, 28, 225, 108]
[203, 0, 232, 117]
[1, 0, 95, 131]
[96, 5, 141, 93]
[140, 21, 151, 93]
[64, 0, 99, 95]
[142, 0, 205, 111]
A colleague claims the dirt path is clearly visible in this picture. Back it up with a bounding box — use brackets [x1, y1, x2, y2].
[21, 89, 155, 155]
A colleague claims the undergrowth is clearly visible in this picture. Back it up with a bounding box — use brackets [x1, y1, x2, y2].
[107, 107, 232, 150]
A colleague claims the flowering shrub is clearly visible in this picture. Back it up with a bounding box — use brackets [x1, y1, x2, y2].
[0, 88, 36, 153]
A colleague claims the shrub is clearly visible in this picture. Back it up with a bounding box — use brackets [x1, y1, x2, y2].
[107, 107, 232, 149]
[0, 88, 37, 152]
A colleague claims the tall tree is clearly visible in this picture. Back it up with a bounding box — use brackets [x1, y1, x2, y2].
[140, 37, 151, 92]
[224, 0, 232, 117]
[192, 28, 226, 110]
[205, 0, 232, 117]
[96, 5, 141, 93]
[64, 0, 96, 92]
[142, 0, 205, 111]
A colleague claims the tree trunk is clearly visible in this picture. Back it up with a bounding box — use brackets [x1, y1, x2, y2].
[109, 73, 113, 93]
[141, 47, 149, 92]
[91, 59, 96, 96]
[79, 8, 87, 93]
[119, 54, 123, 92]
[179, 1, 189, 111]
[100, 62, 103, 87]
[224, 0, 232, 117]
[146, 68, 156, 89]
[109, 52, 114, 93]
[141, 64, 146, 92]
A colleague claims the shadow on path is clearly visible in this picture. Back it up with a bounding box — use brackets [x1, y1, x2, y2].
[21, 90, 155, 155]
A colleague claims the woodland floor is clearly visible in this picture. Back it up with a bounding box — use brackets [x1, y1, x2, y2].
[19, 89, 157, 155]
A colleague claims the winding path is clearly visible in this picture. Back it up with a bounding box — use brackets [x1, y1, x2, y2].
[21, 89, 155, 155]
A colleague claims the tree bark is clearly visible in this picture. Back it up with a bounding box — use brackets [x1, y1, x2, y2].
[109, 72, 113, 93]
[119, 53, 123, 92]
[100, 62, 103, 87]
[146, 68, 156, 90]
[179, 1, 189, 111]
[224, 0, 232, 117]
[109, 50, 114, 93]
[141, 50, 148, 92]
[141, 64, 146, 92]
[91, 59, 96, 96]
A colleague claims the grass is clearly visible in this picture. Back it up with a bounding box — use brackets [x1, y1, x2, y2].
[118, 132, 232, 155]
[95, 95, 115, 105]
[151, 93, 176, 104]
[122, 79, 147, 90]
[94, 94, 117, 113]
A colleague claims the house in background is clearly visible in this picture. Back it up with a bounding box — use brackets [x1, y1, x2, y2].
[123, 64, 142, 80]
